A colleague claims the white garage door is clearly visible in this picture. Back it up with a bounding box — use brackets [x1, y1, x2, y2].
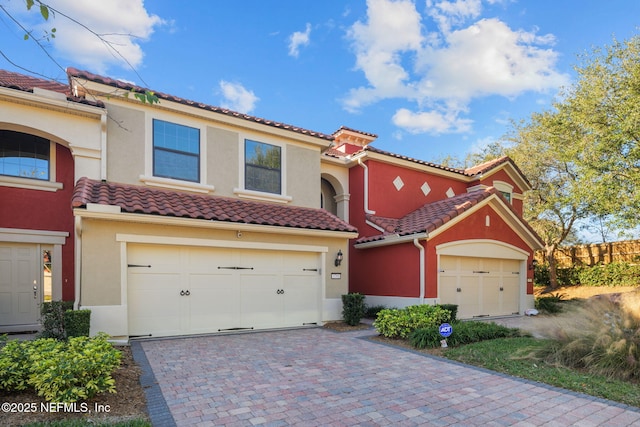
[439, 256, 521, 319]
[127, 244, 321, 337]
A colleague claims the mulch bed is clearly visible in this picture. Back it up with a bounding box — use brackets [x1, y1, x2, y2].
[0, 346, 149, 426]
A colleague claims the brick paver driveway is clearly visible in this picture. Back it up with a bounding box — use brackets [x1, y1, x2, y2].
[132, 327, 640, 426]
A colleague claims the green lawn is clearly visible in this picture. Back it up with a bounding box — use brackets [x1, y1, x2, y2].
[441, 336, 640, 408]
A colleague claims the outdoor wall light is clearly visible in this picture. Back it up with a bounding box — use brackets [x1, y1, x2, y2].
[335, 249, 343, 267]
[529, 259, 538, 270]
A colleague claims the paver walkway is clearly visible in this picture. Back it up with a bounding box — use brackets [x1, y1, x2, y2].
[132, 327, 640, 426]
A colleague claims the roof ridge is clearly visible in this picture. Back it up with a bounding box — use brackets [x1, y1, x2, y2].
[67, 67, 334, 141]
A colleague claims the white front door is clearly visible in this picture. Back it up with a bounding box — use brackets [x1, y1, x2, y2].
[0, 243, 40, 330]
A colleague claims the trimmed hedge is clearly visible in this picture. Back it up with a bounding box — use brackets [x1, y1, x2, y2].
[342, 293, 366, 326]
[535, 262, 640, 287]
[409, 321, 522, 349]
[373, 305, 451, 339]
[64, 309, 91, 338]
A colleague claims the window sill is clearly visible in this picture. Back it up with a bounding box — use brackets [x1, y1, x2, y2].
[139, 175, 215, 194]
[233, 188, 292, 204]
[0, 176, 63, 192]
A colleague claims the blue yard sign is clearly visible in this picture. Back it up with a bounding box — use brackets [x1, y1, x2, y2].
[439, 323, 453, 338]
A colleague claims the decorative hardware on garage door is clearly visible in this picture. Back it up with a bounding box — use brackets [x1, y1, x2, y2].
[473, 270, 490, 274]
[179, 290, 191, 296]
[128, 264, 151, 268]
[217, 266, 254, 270]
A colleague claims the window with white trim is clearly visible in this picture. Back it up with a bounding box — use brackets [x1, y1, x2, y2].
[493, 181, 513, 204]
[153, 119, 200, 182]
[244, 139, 281, 194]
[0, 130, 50, 180]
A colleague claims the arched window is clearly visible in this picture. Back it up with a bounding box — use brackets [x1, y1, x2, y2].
[0, 130, 50, 180]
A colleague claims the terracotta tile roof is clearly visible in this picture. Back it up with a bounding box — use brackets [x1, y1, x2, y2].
[0, 69, 104, 107]
[67, 68, 333, 142]
[357, 187, 516, 244]
[72, 177, 358, 233]
[364, 146, 468, 175]
[333, 125, 378, 139]
[464, 156, 511, 175]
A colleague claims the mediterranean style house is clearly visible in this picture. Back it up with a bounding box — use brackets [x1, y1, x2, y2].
[0, 68, 542, 339]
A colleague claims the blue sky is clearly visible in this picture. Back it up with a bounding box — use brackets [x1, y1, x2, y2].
[1, 0, 639, 164]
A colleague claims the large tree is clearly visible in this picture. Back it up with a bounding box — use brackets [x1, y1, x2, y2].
[558, 36, 640, 229]
[473, 36, 640, 288]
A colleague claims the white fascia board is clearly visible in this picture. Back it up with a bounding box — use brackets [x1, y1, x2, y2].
[73, 208, 358, 239]
[0, 87, 105, 120]
[354, 232, 428, 249]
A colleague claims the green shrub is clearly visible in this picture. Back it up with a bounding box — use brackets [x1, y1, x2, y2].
[577, 262, 640, 287]
[341, 293, 366, 326]
[39, 301, 73, 340]
[437, 304, 458, 322]
[535, 292, 567, 314]
[64, 309, 91, 337]
[364, 304, 387, 319]
[0, 333, 121, 403]
[373, 305, 451, 339]
[409, 321, 522, 349]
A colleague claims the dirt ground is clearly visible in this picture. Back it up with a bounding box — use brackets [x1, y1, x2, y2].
[0, 346, 149, 427]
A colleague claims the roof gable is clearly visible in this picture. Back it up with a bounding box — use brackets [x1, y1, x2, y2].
[72, 177, 357, 234]
[357, 187, 542, 249]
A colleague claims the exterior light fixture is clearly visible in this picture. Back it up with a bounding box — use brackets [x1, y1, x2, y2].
[335, 249, 343, 267]
[529, 259, 538, 270]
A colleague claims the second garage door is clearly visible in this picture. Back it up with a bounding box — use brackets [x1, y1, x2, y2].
[127, 244, 321, 338]
[439, 255, 521, 319]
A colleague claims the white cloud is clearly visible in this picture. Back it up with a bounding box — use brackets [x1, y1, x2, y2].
[343, 0, 570, 135]
[219, 81, 259, 113]
[288, 23, 311, 57]
[392, 108, 472, 134]
[38, 0, 165, 73]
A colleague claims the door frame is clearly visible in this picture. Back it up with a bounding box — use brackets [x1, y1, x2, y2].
[0, 228, 67, 332]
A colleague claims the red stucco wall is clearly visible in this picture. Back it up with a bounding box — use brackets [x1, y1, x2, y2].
[0, 144, 75, 300]
[367, 160, 468, 218]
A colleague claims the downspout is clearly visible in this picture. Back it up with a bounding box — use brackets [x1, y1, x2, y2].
[357, 158, 375, 214]
[414, 238, 425, 304]
[100, 113, 108, 181]
[74, 215, 82, 310]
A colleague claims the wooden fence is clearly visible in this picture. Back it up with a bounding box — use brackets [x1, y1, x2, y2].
[536, 239, 640, 268]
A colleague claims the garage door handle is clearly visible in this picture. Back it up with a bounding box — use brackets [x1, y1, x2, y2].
[457, 288, 461, 292]
[277, 289, 284, 294]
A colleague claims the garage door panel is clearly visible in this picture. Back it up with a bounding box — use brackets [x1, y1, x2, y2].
[240, 273, 283, 328]
[189, 273, 240, 332]
[128, 272, 182, 336]
[128, 245, 322, 337]
[284, 274, 319, 325]
[439, 255, 522, 319]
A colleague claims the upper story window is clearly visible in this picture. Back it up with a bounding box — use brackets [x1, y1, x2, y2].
[153, 119, 200, 182]
[493, 181, 514, 204]
[245, 139, 281, 194]
[0, 130, 50, 181]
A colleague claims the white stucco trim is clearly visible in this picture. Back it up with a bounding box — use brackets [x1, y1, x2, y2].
[436, 239, 529, 259]
[74, 208, 358, 239]
[115, 233, 329, 253]
[0, 175, 63, 192]
[139, 174, 215, 194]
[0, 227, 68, 244]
